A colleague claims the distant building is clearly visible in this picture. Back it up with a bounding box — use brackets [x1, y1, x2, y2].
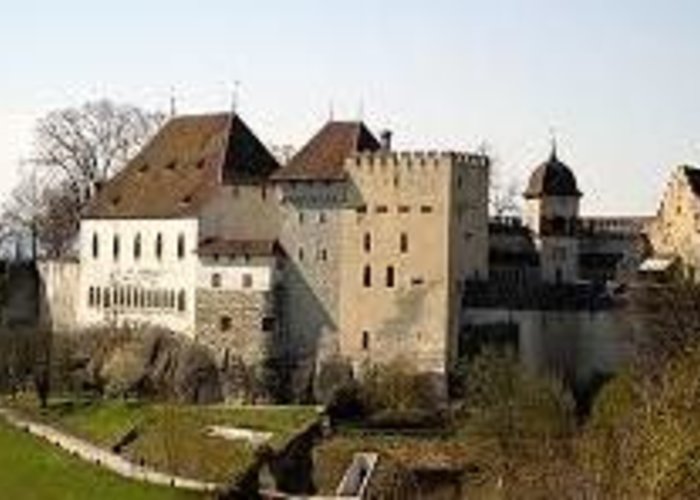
[483, 148, 650, 301]
[647, 165, 700, 279]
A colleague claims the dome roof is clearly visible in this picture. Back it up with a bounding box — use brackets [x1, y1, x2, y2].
[524, 149, 581, 199]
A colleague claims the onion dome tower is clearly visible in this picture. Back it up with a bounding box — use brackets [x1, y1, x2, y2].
[523, 144, 582, 284]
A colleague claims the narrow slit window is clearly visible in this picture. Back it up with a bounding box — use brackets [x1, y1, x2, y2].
[363, 265, 372, 288]
[386, 266, 395, 288]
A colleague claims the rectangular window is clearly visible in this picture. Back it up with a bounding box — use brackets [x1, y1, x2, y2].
[420, 205, 433, 214]
[386, 266, 395, 288]
[242, 273, 253, 288]
[363, 233, 371, 253]
[211, 273, 222, 288]
[362, 331, 370, 350]
[356, 205, 367, 214]
[375, 205, 388, 214]
[262, 316, 276, 332]
[363, 265, 372, 288]
[400, 233, 408, 253]
[398, 205, 410, 214]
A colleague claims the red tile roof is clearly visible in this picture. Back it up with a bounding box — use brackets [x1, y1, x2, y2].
[272, 121, 380, 181]
[84, 113, 279, 218]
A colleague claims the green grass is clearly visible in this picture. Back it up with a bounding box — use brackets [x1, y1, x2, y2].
[7, 396, 320, 483]
[0, 420, 198, 500]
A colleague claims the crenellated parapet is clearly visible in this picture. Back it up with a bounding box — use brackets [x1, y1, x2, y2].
[345, 150, 489, 170]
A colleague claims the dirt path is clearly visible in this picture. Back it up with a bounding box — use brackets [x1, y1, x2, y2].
[0, 407, 219, 494]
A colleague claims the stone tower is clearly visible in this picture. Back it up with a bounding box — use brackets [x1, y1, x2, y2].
[523, 147, 582, 284]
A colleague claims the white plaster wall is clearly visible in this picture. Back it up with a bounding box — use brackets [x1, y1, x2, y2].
[197, 257, 275, 291]
[78, 218, 199, 336]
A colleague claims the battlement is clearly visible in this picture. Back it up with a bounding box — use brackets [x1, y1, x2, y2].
[345, 151, 489, 170]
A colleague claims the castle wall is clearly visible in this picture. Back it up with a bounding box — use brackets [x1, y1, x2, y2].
[198, 184, 281, 242]
[78, 218, 199, 335]
[337, 153, 489, 375]
[38, 260, 79, 332]
[463, 307, 633, 387]
[276, 182, 346, 363]
[195, 289, 275, 367]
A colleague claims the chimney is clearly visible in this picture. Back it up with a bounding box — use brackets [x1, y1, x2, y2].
[380, 130, 392, 152]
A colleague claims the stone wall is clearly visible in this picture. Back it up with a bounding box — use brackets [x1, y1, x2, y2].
[195, 288, 275, 368]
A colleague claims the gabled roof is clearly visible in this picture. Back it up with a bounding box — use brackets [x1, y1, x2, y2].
[272, 121, 380, 181]
[84, 113, 279, 218]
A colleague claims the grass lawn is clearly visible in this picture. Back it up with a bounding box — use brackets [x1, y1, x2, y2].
[0, 420, 198, 500]
[7, 395, 320, 484]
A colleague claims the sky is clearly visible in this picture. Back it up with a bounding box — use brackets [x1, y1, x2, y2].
[1, 0, 700, 215]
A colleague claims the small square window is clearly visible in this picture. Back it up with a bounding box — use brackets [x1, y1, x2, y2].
[220, 316, 232, 332]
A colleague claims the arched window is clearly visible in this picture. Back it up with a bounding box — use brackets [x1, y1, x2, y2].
[95, 287, 101, 307]
[92, 233, 99, 259]
[177, 290, 186, 312]
[169, 291, 175, 309]
[177, 234, 185, 259]
[133, 233, 142, 260]
[88, 287, 95, 307]
[363, 233, 371, 253]
[363, 265, 372, 287]
[155, 233, 163, 260]
[103, 288, 111, 308]
[362, 331, 370, 350]
[112, 235, 120, 261]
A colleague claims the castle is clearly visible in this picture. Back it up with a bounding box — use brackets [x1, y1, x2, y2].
[39, 113, 489, 396]
[40, 110, 677, 397]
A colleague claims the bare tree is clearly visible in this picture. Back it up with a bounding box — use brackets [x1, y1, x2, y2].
[32, 99, 166, 202]
[2, 99, 165, 258]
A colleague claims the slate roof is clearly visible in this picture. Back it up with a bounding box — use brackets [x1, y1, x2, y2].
[84, 113, 279, 218]
[524, 150, 582, 199]
[272, 121, 380, 181]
